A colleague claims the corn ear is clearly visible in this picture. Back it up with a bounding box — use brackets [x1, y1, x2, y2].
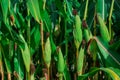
[57, 48, 65, 73]
[77, 47, 84, 76]
[83, 29, 92, 42]
[97, 15, 110, 42]
[73, 15, 82, 49]
[75, 15, 82, 29]
[44, 37, 51, 68]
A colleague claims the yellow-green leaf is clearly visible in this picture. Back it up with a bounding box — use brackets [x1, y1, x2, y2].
[100, 68, 120, 80]
[19, 34, 30, 72]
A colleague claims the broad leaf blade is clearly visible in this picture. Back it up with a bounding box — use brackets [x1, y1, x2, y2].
[63, 63, 71, 80]
[27, 0, 41, 23]
[14, 51, 24, 80]
[96, 0, 105, 20]
[93, 37, 120, 68]
[79, 67, 120, 80]
[1, 0, 9, 23]
[19, 34, 30, 72]
[41, 10, 52, 32]
[100, 68, 120, 80]
[30, 25, 40, 55]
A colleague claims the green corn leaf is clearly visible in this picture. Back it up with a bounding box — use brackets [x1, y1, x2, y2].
[100, 68, 120, 80]
[27, 0, 41, 23]
[63, 63, 71, 80]
[91, 37, 120, 68]
[30, 25, 40, 55]
[1, 0, 9, 23]
[97, 38, 120, 68]
[33, 26, 40, 48]
[65, 0, 73, 17]
[1, 22, 14, 41]
[17, 12, 28, 30]
[109, 40, 120, 51]
[14, 51, 24, 80]
[96, 0, 105, 20]
[50, 36, 56, 54]
[1, 43, 11, 73]
[9, 8, 21, 29]
[78, 67, 120, 80]
[44, 37, 51, 68]
[41, 10, 52, 32]
[19, 34, 30, 72]
[55, 0, 66, 17]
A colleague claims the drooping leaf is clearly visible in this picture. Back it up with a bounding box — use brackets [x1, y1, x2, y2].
[19, 34, 30, 72]
[79, 67, 120, 80]
[27, 0, 41, 23]
[100, 68, 120, 80]
[91, 37, 120, 68]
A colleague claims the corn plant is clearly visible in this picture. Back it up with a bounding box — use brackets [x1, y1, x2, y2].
[0, 0, 120, 80]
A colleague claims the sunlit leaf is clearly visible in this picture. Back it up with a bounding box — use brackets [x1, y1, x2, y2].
[90, 37, 120, 68]
[96, 0, 105, 20]
[1, 0, 9, 23]
[79, 67, 120, 80]
[27, 0, 41, 23]
[19, 34, 30, 72]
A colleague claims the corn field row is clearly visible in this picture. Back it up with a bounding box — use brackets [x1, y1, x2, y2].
[0, 0, 120, 80]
